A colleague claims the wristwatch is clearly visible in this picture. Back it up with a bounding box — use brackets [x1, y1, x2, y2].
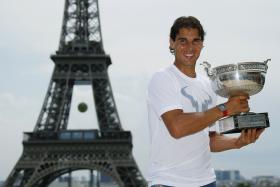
[217, 103, 228, 117]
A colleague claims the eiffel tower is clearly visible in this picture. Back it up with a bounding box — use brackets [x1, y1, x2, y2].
[4, 0, 147, 186]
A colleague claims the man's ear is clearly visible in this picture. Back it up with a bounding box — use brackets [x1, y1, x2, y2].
[169, 38, 175, 50]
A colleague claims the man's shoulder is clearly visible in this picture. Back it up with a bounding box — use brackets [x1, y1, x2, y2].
[151, 65, 174, 79]
[149, 65, 175, 85]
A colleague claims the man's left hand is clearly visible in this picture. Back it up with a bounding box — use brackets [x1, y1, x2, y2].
[235, 128, 265, 149]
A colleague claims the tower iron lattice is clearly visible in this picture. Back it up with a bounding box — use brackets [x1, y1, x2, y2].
[4, 0, 146, 186]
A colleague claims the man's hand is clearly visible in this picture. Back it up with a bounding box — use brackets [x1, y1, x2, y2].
[235, 128, 265, 149]
[225, 95, 250, 116]
[209, 128, 265, 152]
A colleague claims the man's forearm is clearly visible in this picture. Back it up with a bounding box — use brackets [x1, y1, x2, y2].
[209, 132, 240, 152]
[162, 106, 224, 139]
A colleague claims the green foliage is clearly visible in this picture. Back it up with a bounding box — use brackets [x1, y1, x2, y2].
[236, 182, 251, 187]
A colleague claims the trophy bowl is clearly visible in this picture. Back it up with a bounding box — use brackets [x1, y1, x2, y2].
[202, 59, 270, 98]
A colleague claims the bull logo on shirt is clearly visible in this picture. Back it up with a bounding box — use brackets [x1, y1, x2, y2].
[181, 85, 212, 112]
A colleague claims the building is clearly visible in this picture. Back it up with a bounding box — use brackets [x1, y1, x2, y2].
[215, 169, 247, 187]
[215, 169, 242, 181]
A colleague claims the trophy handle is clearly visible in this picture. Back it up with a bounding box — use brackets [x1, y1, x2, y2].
[264, 59, 271, 64]
[201, 61, 214, 76]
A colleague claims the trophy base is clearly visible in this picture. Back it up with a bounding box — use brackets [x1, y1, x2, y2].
[219, 112, 270, 134]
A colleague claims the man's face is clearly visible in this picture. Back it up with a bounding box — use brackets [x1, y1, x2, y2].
[170, 28, 203, 67]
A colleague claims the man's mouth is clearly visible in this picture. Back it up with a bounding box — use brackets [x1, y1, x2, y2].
[184, 54, 194, 58]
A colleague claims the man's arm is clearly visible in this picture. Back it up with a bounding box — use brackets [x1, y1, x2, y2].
[209, 129, 265, 152]
[162, 107, 222, 138]
[162, 96, 249, 139]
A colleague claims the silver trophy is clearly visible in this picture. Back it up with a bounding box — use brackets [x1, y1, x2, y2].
[202, 59, 270, 134]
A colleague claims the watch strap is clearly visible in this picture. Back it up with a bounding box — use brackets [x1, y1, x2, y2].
[217, 103, 228, 117]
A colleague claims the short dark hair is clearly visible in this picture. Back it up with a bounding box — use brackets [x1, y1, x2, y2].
[170, 16, 205, 41]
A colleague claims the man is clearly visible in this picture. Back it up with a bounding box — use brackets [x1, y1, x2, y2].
[146, 16, 264, 187]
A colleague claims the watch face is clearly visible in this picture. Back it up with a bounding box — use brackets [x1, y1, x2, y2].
[218, 104, 226, 111]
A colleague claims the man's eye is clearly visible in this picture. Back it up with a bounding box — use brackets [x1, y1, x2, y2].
[193, 39, 202, 45]
[179, 39, 186, 44]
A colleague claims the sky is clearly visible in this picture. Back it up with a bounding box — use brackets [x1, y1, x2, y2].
[0, 0, 280, 181]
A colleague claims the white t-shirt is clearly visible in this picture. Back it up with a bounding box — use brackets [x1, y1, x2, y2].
[146, 64, 217, 187]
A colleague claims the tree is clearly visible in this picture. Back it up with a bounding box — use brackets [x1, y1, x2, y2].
[236, 182, 251, 187]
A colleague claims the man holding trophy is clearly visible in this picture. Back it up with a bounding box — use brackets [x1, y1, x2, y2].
[147, 16, 267, 187]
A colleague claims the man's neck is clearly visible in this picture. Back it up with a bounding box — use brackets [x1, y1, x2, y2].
[174, 62, 196, 78]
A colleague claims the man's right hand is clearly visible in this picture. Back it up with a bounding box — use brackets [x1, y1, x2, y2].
[225, 95, 250, 116]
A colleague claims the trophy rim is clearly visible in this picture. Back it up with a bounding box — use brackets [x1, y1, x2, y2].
[212, 61, 268, 75]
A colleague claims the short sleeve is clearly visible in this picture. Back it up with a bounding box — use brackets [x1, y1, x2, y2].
[147, 71, 183, 119]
